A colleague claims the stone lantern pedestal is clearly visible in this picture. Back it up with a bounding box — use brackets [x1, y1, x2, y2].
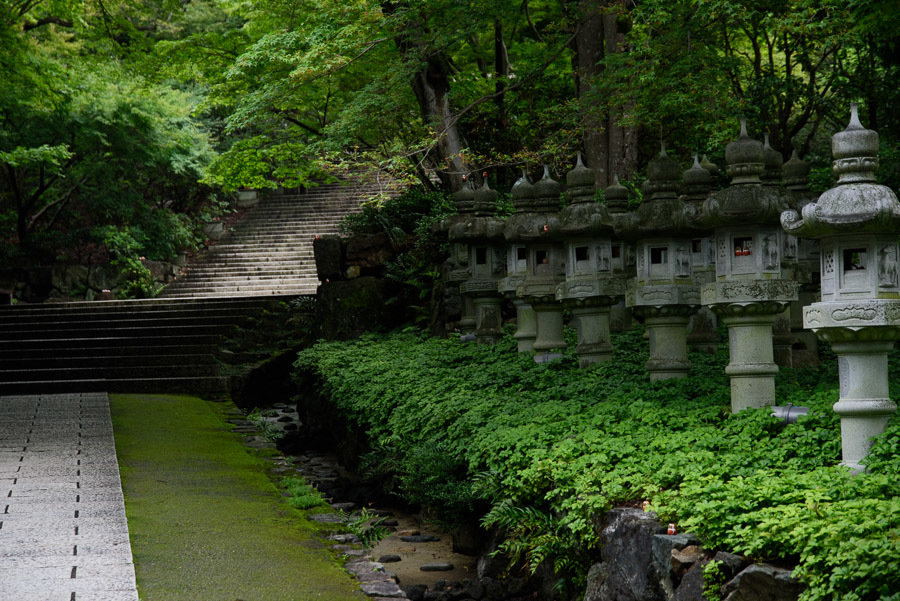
[691, 120, 797, 411]
[499, 250, 537, 352]
[616, 146, 701, 380]
[782, 104, 900, 471]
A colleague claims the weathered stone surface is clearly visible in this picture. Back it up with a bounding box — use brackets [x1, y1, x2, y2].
[376, 554, 402, 564]
[672, 559, 710, 601]
[400, 534, 440, 543]
[713, 552, 750, 579]
[596, 508, 667, 601]
[420, 562, 454, 572]
[360, 581, 406, 598]
[402, 583, 428, 601]
[346, 232, 395, 269]
[316, 277, 398, 339]
[722, 564, 803, 601]
[671, 545, 705, 575]
[582, 562, 608, 601]
[309, 513, 344, 524]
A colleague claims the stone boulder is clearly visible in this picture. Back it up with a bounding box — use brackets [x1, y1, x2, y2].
[346, 232, 395, 271]
[315, 276, 402, 339]
[314, 235, 344, 281]
[590, 508, 667, 601]
[722, 564, 803, 601]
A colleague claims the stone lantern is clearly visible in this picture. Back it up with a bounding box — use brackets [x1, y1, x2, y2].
[499, 170, 538, 352]
[450, 177, 507, 343]
[604, 176, 636, 332]
[782, 149, 821, 366]
[781, 104, 900, 472]
[680, 155, 719, 353]
[557, 155, 629, 366]
[511, 166, 568, 353]
[445, 176, 478, 334]
[615, 145, 701, 380]
[691, 120, 798, 412]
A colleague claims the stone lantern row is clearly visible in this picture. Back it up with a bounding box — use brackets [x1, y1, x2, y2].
[444, 105, 899, 470]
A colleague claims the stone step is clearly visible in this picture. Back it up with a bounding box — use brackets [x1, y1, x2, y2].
[0, 322, 236, 341]
[0, 363, 221, 382]
[0, 354, 217, 369]
[162, 284, 318, 294]
[0, 376, 228, 395]
[3, 333, 225, 350]
[0, 314, 247, 332]
[0, 344, 217, 360]
[161, 288, 316, 298]
[0, 307, 251, 326]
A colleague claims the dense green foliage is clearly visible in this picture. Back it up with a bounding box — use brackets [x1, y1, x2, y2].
[295, 329, 900, 600]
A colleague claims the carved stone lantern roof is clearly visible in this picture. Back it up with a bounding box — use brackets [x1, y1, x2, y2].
[453, 174, 477, 214]
[449, 180, 505, 244]
[473, 176, 499, 217]
[533, 165, 562, 213]
[782, 149, 815, 210]
[605, 174, 629, 214]
[511, 168, 536, 214]
[566, 153, 595, 202]
[559, 156, 614, 238]
[782, 104, 900, 238]
[762, 133, 783, 187]
[700, 154, 719, 178]
[681, 154, 713, 206]
[691, 119, 791, 229]
[615, 145, 695, 240]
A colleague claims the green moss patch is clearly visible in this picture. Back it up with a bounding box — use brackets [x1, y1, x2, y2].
[110, 393, 363, 601]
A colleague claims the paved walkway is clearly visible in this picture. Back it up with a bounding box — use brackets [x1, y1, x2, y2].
[0, 393, 138, 601]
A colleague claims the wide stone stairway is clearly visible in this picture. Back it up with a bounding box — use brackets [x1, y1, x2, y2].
[161, 175, 378, 297]
[0, 172, 384, 396]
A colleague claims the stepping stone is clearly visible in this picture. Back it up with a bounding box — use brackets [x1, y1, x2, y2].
[399, 535, 440, 543]
[360, 581, 405, 598]
[308, 513, 344, 524]
[378, 554, 402, 563]
[420, 562, 454, 572]
[328, 533, 360, 543]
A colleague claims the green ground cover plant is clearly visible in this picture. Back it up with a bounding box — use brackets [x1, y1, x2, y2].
[294, 328, 900, 601]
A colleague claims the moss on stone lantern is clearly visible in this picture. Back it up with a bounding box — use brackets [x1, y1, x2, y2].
[781, 103, 900, 472]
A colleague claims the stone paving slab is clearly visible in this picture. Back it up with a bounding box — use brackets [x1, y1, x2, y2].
[0, 393, 138, 601]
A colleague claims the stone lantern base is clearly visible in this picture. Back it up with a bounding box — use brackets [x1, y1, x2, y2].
[559, 277, 624, 367]
[461, 280, 504, 344]
[804, 300, 900, 472]
[519, 282, 566, 352]
[703, 280, 797, 412]
[447, 268, 475, 334]
[627, 282, 700, 380]
[500, 275, 536, 352]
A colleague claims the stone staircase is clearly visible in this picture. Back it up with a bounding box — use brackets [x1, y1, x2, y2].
[0, 296, 290, 395]
[161, 174, 385, 297]
[0, 171, 387, 395]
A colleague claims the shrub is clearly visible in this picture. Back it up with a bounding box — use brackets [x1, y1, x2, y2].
[295, 327, 900, 600]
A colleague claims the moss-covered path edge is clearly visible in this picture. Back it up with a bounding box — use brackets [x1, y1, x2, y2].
[110, 393, 365, 601]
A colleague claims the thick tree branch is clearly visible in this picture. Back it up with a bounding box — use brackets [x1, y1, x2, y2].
[23, 16, 74, 30]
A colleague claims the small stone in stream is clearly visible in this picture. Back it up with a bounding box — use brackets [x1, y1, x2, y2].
[360, 582, 406, 598]
[420, 562, 455, 572]
[331, 502, 356, 511]
[309, 513, 344, 524]
[379, 555, 402, 563]
[382, 519, 399, 527]
[277, 415, 294, 422]
[397, 529, 420, 537]
[328, 533, 360, 543]
[401, 535, 440, 543]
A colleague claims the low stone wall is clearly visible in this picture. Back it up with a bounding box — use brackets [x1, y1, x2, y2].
[0, 260, 181, 302]
[583, 507, 803, 601]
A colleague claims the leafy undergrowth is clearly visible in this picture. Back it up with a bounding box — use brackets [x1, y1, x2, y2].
[294, 327, 900, 601]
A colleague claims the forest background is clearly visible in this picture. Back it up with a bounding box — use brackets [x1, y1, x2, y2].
[2, 0, 900, 272]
